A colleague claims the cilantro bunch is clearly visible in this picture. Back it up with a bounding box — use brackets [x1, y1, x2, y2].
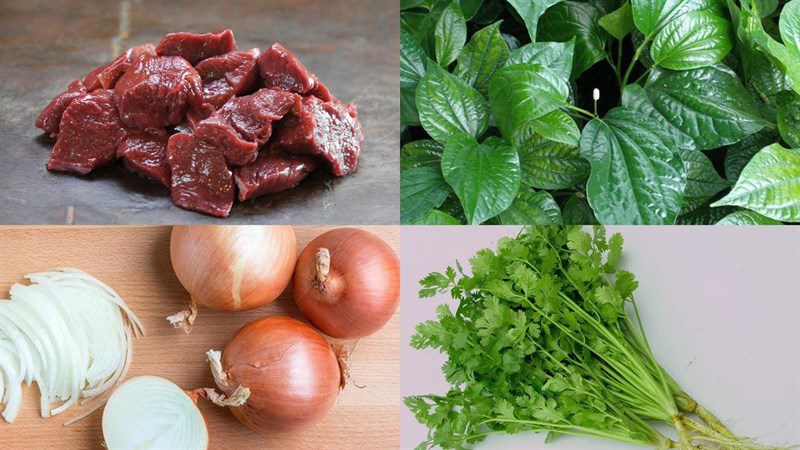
[406, 226, 783, 449]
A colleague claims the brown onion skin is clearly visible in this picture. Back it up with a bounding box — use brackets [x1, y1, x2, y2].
[293, 228, 400, 339]
[222, 316, 342, 433]
[170, 225, 296, 311]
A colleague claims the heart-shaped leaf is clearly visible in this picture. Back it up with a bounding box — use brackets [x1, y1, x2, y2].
[538, 1, 608, 77]
[712, 144, 800, 222]
[416, 60, 490, 143]
[518, 134, 589, 189]
[402, 140, 444, 169]
[488, 64, 569, 143]
[506, 0, 563, 42]
[644, 65, 766, 150]
[401, 165, 451, 223]
[401, 30, 428, 88]
[506, 39, 576, 82]
[580, 107, 686, 224]
[435, 1, 467, 66]
[650, 11, 733, 70]
[679, 147, 730, 208]
[441, 133, 521, 224]
[499, 190, 563, 224]
[454, 21, 509, 95]
[599, 1, 635, 40]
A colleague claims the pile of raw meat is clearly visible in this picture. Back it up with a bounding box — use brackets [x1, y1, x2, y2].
[35, 29, 364, 217]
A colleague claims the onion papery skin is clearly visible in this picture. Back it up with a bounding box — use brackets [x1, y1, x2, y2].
[103, 376, 208, 450]
[170, 225, 296, 311]
[293, 228, 400, 339]
[219, 316, 342, 433]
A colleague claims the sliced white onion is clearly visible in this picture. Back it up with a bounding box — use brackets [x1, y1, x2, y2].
[0, 268, 143, 423]
[103, 376, 208, 450]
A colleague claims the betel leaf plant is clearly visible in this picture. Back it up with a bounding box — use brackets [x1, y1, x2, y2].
[400, 0, 800, 225]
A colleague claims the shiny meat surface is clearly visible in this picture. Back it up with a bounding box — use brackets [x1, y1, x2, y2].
[234, 150, 317, 201]
[116, 129, 170, 186]
[155, 29, 237, 65]
[47, 89, 126, 175]
[114, 55, 203, 129]
[257, 43, 317, 94]
[195, 88, 300, 166]
[166, 133, 234, 217]
[35, 79, 87, 138]
[272, 96, 363, 176]
[196, 49, 259, 108]
[82, 44, 156, 91]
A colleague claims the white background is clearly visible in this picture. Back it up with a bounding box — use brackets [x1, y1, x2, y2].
[401, 226, 800, 449]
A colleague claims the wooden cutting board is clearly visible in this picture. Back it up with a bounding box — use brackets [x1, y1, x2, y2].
[0, 226, 399, 449]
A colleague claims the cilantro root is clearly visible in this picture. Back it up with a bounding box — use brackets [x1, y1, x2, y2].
[407, 226, 793, 450]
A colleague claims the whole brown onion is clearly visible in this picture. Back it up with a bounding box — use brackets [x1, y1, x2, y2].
[206, 316, 343, 433]
[168, 226, 296, 332]
[293, 228, 400, 339]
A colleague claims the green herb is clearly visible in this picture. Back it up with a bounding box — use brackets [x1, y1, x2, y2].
[407, 226, 784, 449]
[401, 0, 800, 225]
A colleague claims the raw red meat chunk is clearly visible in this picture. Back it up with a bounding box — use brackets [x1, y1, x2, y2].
[273, 96, 363, 176]
[156, 29, 237, 65]
[234, 151, 317, 201]
[83, 44, 157, 91]
[35, 28, 363, 218]
[117, 130, 170, 186]
[114, 55, 203, 129]
[35, 80, 87, 138]
[167, 133, 234, 217]
[47, 89, 126, 175]
[195, 88, 300, 166]
[196, 49, 259, 108]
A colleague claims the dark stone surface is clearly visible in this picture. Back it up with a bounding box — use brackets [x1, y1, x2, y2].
[0, 0, 399, 224]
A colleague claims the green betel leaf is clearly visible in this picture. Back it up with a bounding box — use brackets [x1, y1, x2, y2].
[580, 107, 686, 224]
[679, 148, 730, 208]
[518, 134, 589, 189]
[401, 30, 428, 88]
[506, 0, 563, 42]
[527, 109, 581, 147]
[488, 64, 569, 143]
[402, 140, 444, 169]
[412, 209, 463, 224]
[562, 195, 599, 224]
[506, 39, 576, 81]
[416, 61, 490, 143]
[435, 1, 467, 66]
[459, 0, 484, 20]
[724, 129, 776, 181]
[441, 134, 521, 224]
[712, 144, 800, 222]
[538, 1, 608, 77]
[401, 86, 421, 127]
[631, 0, 722, 37]
[780, 0, 800, 55]
[716, 209, 783, 225]
[676, 203, 738, 224]
[401, 165, 452, 224]
[454, 21, 510, 95]
[644, 64, 766, 150]
[599, 1, 635, 40]
[650, 11, 733, 70]
[499, 190, 564, 224]
[739, 1, 800, 95]
[777, 91, 800, 148]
